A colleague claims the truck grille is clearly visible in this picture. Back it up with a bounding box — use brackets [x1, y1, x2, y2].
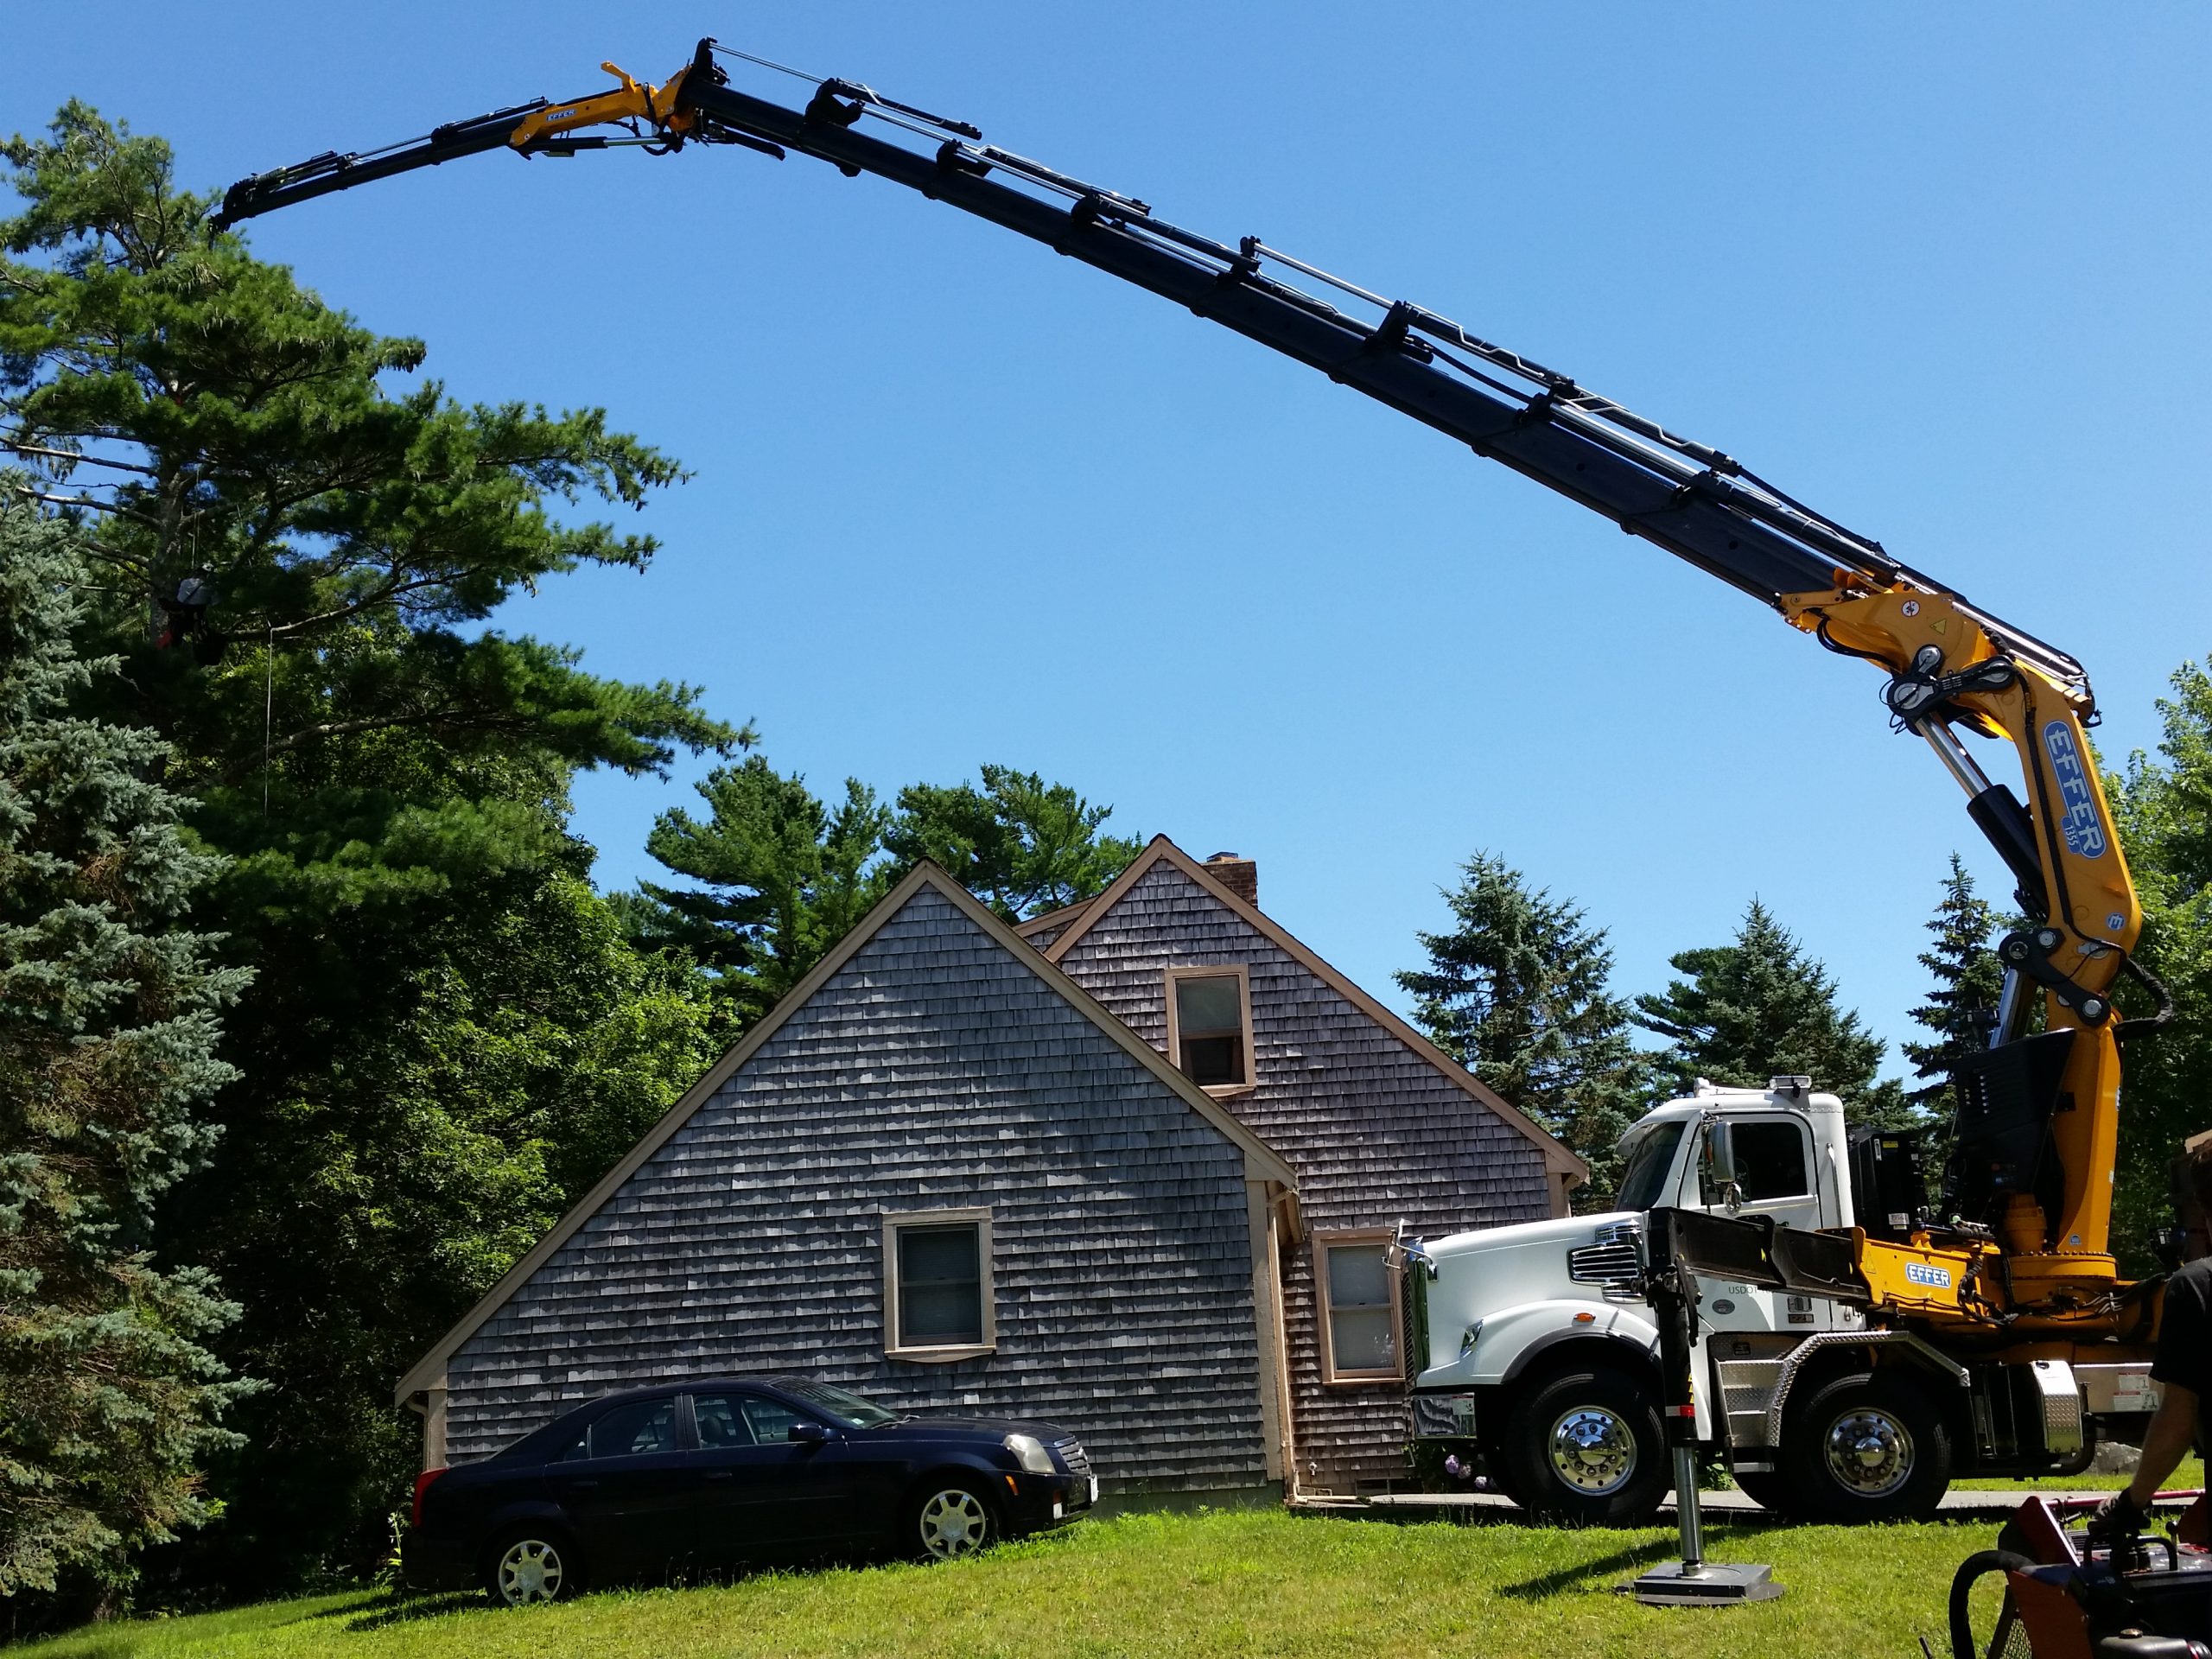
[1053, 1435, 1092, 1477]
[1567, 1220, 1641, 1291]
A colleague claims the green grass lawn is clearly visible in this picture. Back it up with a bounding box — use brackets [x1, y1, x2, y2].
[1952, 1455, 2202, 1491]
[18, 1509, 2022, 1659]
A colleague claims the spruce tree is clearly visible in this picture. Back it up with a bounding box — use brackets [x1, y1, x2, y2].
[1902, 854, 2004, 1117]
[1635, 898, 1913, 1128]
[1397, 852, 1649, 1202]
[0, 499, 251, 1605]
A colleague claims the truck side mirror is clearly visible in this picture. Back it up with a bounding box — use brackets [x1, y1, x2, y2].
[1704, 1122, 1743, 1212]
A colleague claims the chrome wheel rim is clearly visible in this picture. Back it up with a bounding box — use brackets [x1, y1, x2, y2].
[918, 1489, 990, 1558]
[1822, 1406, 1915, 1498]
[496, 1537, 563, 1605]
[1548, 1405, 1637, 1496]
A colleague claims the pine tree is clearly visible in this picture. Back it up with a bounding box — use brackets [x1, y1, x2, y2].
[1634, 898, 1913, 1128]
[1397, 852, 1650, 1202]
[0, 499, 252, 1605]
[881, 766, 1142, 922]
[1902, 854, 2004, 1117]
[635, 758, 894, 1029]
[632, 760, 1144, 1030]
[3, 105, 741, 1590]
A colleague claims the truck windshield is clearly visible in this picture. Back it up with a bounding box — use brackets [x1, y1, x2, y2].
[1614, 1121, 1687, 1211]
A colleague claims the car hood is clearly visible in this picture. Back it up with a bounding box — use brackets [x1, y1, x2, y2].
[862, 1416, 1074, 1442]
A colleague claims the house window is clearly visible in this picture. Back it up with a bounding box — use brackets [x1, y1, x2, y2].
[1317, 1231, 1402, 1384]
[1166, 966, 1254, 1091]
[882, 1206, 996, 1361]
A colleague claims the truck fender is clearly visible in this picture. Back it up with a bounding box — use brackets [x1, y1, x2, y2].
[1432, 1299, 1660, 1390]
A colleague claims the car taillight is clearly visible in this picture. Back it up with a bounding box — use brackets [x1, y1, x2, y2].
[411, 1466, 448, 1528]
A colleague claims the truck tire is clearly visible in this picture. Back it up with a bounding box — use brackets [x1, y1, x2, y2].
[1781, 1369, 1951, 1522]
[1497, 1363, 1668, 1526]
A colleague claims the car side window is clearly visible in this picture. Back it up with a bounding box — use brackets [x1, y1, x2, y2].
[739, 1396, 811, 1445]
[588, 1395, 681, 1459]
[688, 1394, 758, 1450]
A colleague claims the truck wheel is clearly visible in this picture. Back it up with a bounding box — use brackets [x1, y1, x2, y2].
[1498, 1364, 1668, 1525]
[1782, 1370, 1951, 1522]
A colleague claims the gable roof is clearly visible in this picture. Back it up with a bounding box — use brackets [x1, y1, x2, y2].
[1044, 836, 1589, 1189]
[396, 861, 1299, 1405]
[1013, 894, 1097, 943]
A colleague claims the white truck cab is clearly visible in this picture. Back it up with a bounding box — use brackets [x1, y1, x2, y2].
[1402, 1078, 2145, 1523]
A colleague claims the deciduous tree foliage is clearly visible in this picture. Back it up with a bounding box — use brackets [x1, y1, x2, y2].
[2, 106, 738, 1594]
[1397, 852, 1649, 1203]
[2109, 658, 2212, 1274]
[1635, 898, 1912, 1128]
[0, 502, 251, 1609]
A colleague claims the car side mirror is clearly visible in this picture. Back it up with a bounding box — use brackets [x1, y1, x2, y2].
[788, 1421, 831, 1446]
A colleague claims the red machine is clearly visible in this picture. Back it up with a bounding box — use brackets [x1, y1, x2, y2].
[1951, 1496, 2212, 1658]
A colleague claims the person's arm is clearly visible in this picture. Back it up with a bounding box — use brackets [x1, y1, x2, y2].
[2127, 1382, 2200, 1509]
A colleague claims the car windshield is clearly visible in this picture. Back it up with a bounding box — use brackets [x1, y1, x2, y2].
[769, 1377, 901, 1428]
[1614, 1120, 1687, 1212]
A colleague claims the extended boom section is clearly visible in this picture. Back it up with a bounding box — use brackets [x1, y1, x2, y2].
[212, 38, 2156, 1332]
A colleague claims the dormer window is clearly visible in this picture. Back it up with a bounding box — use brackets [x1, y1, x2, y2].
[1166, 967, 1254, 1092]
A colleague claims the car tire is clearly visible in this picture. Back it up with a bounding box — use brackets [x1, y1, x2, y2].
[906, 1478, 1001, 1561]
[1781, 1369, 1951, 1522]
[1497, 1363, 1669, 1526]
[483, 1526, 580, 1606]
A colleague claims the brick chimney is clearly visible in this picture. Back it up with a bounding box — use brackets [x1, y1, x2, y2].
[1204, 851, 1258, 909]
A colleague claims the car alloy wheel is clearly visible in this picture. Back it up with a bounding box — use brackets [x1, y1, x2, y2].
[917, 1488, 992, 1559]
[495, 1536, 566, 1605]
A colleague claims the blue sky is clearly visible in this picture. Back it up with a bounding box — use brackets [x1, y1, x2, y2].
[9, 3, 2206, 1079]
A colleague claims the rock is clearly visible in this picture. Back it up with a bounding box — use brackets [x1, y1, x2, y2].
[2091, 1441, 2143, 1474]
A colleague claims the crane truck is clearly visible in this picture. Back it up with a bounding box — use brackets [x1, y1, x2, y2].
[207, 38, 2178, 1527]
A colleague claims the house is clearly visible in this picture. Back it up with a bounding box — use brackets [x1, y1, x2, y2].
[397, 844, 1582, 1502]
[1019, 838, 1584, 1492]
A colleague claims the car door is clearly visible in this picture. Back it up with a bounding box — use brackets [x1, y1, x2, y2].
[552, 1394, 694, 1578]
[681, 1391, 855, 1558]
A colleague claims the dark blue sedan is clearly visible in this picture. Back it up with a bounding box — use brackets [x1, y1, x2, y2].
[404, 1376, 1098, 1605]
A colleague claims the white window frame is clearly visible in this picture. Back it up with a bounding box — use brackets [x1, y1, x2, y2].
[1315, 1228, 1403, 1386]
[1163, 964, 1257, 1096]
[881, 1205, 996, 1363]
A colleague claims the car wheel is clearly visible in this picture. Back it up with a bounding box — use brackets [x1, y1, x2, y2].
[908, 1480, 999, 1560]
[1497, 1363, 1668, 1526]
[484, 1528, 578, 1606]
[1781, 1369, 1951, 1522]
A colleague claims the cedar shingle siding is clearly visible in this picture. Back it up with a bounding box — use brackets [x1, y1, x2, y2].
[440, 885, 1271, 1490]
[1054, 861, 1554, 1492]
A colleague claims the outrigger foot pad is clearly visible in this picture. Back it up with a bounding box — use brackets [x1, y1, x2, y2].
[1619, 1560, 1784, 1606]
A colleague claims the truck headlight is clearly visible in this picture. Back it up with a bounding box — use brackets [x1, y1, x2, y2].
[1004, 1433, 1057, 1474]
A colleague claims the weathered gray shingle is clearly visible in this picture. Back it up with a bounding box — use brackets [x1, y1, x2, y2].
[1057, 860, 1552, 1492]
[442, 885, 1268, 1491]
